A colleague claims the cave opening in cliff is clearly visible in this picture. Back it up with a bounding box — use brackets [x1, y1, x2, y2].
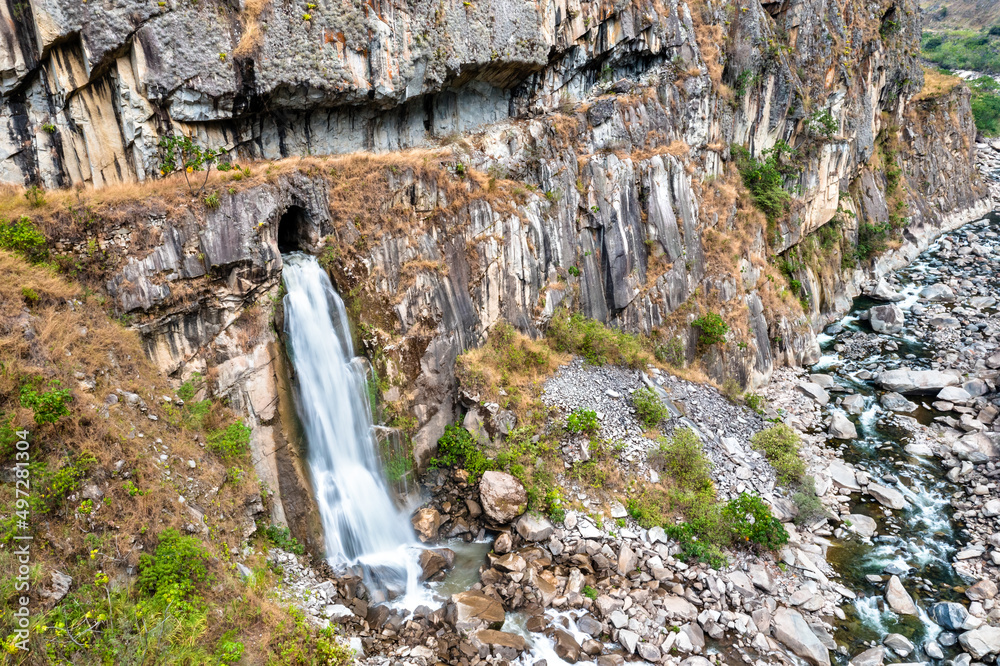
[278, 206, 308, 253]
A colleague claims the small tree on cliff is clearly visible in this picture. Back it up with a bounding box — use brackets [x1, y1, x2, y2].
[157, 134, 226, 195]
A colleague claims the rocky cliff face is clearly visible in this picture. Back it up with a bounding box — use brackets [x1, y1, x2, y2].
[7, 0, 991, 534]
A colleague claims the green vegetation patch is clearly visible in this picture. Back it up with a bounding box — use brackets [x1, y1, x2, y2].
[547, 310, 653, 369]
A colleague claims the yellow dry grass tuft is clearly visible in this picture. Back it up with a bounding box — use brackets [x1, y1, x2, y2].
[912, 66, 964, 101]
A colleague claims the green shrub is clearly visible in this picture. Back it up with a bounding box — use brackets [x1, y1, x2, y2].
[691, 313, 729, 347]
[632, 387, 668, 428]
[158, 133, 226, 195]
[744, 393, 766, 414]
[177, 373, 203, 402]
[791, 476, 826, 525]
[20, 286, 38, 305]
[20, 380, 72, 425]
[582, 585, 598, 600]
[733, 142, 798, 224]
[203, 192, 221, 209]
[805, 109, 838, 138]
[206, 421, 251, 458]
[654, 337, 685, 367]
[263, 525, 305, 554]
[24, 185, 45, 207]
[546, 310, 652, 368]
[138, 528, 213, 608]
[750, 424, 806, 484]
[0, 215, 48, 263]
[971, 76, 1000, 136]
[430, 424, 493, 481]
[665, 523, 727, 569]
[215, 632, 245, 666]
[566, 407, 599, 434]
[722, 493, 789, 550]
[652, 428, 713, 493]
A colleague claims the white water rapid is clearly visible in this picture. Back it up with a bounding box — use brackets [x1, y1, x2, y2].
[281, 252, 422, 599]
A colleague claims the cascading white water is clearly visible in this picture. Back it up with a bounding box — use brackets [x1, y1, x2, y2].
[281, 252, 420, 596]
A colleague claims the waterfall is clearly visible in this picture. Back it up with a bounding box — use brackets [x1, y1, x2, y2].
[281, 252, 420, 597]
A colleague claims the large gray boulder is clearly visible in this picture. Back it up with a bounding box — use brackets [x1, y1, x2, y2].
[797, 382, 831, 405]
[515, 513, 554, 541]
[867, 279, 904, 302]
[848, 646, 885, 666]
[479, 471, 527, 524]
[829, 412, 858, 440]
[959, 626, 1000, 659]
[929, 601, 970, 630]
[937, 386, 972, 403]
[867, 483, 908, 510]
[868, 304, 904, 334]
[879, 392, 917, 412]
[919, 284, 956, 302]
[772, 607, 831, 666]
[884, 576, 918, 615]
[876, 369, 960, 395]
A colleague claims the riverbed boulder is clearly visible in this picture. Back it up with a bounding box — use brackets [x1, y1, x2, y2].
[867, 483, 908, 510]
[884, 576, 918, 615]
[453, 590, 505, 630]
[967, 578, 998, 601]
[843, 394, 866, 415]
[411, 508, 443, 541]
[845, 514, 877, 538]
[930, 602, 970, 630]
[797, 382, 831, 405]
[953, 433, 1000, 462]
[829, 460, 862, 492]
[554, 629, 582, 662]
[867, 279, 904, 302]
[479, 471, 528, 523]
[937, 386, 972, 403]
[772, 607, 831, 666]
[829, 412, 858, 439]
[515, 513, 554, 541]
[879, 392, 917, 412]
[919, 284, 956, 302]
[868, 305, 904, 334]
[959, 626, 1000, 659]
[418, 548, 456, 581]
[876, 369, 960, 395]
[848, 646, 885, 666]
[883, 633, 914, 657]
[475, 629, 526, 654]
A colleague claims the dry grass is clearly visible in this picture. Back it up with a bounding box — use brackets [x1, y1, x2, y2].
[234, 0, 271, 56]
[912, 66, 964, 102]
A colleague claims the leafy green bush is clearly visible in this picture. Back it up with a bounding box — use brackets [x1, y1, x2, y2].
[654, 337, 685, 367]
[547, 310, 652, 368]
[632, 387, 668, 428]
[922, 29, 1000, 75]
[206, 421, 251, 458]
[750, 424, 806, 484]
[263, 525, 305, 554]
[157, 133, 227, 195]
[20, 380, 72, 425]
[733, 142, 798, 224]
[971, 76, 1000, 136]
[856, 220, 890, 262]
[652, 428, 713, 492]
[722, 493, 789, 550]
[805, 109, 838, 138]
[138, 528, 213, 609]
[791, 477, 826, 525]
[0, 215, 48, 264]
[24, 185, 45, 207]
[744, 393, 767, 414]
[691, 312, 729, 347]
[566, 407, 599, 434]
[430, 424, 493, 481]
[20, 286, 38, 305]
[582, 585, 598, 600]
[177, 373, 203, 402]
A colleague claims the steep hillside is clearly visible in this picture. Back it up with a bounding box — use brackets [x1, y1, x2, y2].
[919, 0, 1000, 30]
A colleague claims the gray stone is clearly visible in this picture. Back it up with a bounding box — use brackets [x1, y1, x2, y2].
[930, 602, 970, 630]
[937, 386, 972, 403]
[966, 578, 998, 601]
[843, 394, 867, 415]
[884, 576, 918, 615]
[798, 382, 831, 406]
[617, 543, 638, 575]
[867, 483, 908, 510]
[515, 513, 554, 541]
[772, 607, 831, 666]
[845, 514, 877, 538]
[882, 633, 913, 656]
[879, 392, 917, 412]
[876, 369, 960, 395]
[618, 629, 639, 654]
[848, 646, 885, 666]
[479, 471, 528, 524]
[829, 412, 858, 439]
[919, 284, 956, 302]
[868, 304, 904, 334]
[959, 626, 1000, 659]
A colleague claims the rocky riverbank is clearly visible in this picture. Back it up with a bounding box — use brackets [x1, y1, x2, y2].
[247, 210, 1000, 666]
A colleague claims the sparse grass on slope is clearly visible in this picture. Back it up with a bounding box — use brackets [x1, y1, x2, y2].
[0, 244, 353, 663]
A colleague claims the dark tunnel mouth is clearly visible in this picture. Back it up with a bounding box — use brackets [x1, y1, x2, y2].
[278, 206, 309, 253]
